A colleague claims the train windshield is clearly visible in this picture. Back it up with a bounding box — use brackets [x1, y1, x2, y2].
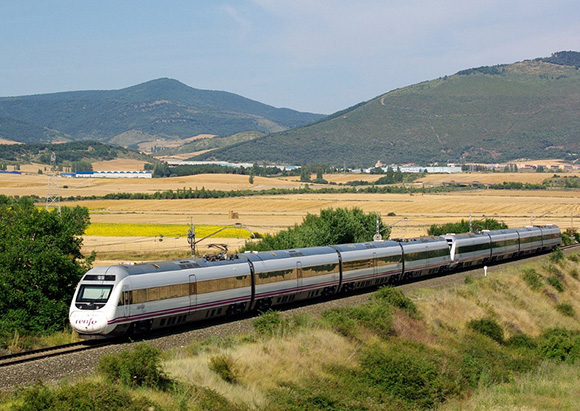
[76, 285, 113, 303]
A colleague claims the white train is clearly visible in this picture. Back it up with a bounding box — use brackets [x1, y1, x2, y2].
[70, 225, 561, 338]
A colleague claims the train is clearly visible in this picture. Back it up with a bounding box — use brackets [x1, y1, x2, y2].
[69, 225, 561, 338]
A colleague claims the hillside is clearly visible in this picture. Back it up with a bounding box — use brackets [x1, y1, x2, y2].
[0, 141, 153, 166]
[0, 78, 324, 149]
[195, 51, 580, 167]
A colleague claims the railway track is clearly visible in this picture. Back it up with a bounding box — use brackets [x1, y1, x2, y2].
[2, 243, 579, 372]
[0, 341, 111, 368]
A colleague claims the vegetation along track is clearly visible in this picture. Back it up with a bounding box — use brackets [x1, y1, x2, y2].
[1, 244, 577, 389]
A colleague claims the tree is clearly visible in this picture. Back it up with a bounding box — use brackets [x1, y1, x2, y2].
[0, 196, 94, 336]
[300, 165, 311, 182]
[427, 218, 507, 236]
[241, 207, 387, 252]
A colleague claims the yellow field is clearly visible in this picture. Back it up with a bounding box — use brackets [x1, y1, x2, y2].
[85, 223, 254, 239]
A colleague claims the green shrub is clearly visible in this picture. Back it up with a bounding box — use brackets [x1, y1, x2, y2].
[209, 355, 238, 383]
[321, 308, 359, 338]
[522, 268, 543, 290]
[570, 268, 579, 280]
[505, 333, 537, 350]
[467, 318, 504, 344]
[359, 343, 461, 409]
[253, 310, 291, 337]
[547, 275, 565, 292]
[373, 286, 419, 318]
[464, 275, 475, 285]
[548, 248, 565, 264]
[13, 381, 156, 410]
[556, 303, 576, 318]
[538, 328, 580, 363]
[97, 343, 169, 389]
[567, 253, 580, 263]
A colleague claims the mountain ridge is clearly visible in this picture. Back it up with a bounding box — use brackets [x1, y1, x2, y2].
[0, 78, 324, 148]
[193, 52, 580, 166]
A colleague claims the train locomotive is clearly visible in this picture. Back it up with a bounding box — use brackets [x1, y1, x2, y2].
[70, 225, 561, 338]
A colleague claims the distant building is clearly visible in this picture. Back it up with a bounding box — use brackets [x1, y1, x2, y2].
[62, 171, 152, 179]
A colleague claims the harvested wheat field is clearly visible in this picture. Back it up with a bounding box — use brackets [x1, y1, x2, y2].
[2, 171, 579, 263]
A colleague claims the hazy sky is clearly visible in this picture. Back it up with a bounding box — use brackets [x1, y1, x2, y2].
[1, 1, 579, 114]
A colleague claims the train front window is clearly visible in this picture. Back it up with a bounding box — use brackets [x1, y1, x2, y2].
[77, 285, 113, 303]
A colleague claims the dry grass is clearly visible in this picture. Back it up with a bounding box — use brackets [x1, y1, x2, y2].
[164, 329, 356, 408]
[418, 258, 580, 342]
[442, 361, 580, 410]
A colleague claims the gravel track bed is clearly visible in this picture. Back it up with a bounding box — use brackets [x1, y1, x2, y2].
[0, 250, 572, 390]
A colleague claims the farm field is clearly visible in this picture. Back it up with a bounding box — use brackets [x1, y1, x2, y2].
[2, 169, 579, 264]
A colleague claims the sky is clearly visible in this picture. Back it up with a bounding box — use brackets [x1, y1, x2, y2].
[1, 1, 579, 114]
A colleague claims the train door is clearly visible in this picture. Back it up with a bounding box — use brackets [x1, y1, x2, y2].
[373, 252, 378, 278]
[189, 274, 197, 311]
[122, 284, 131, 319]
[297, 262, 303, 290]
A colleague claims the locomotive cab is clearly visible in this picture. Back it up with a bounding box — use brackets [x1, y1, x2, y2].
[69, 265, 127, 337]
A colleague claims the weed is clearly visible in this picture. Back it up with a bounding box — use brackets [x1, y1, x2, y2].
[556, 303, 576, 318]
[13, 381, 156, 410]
[522, 268, 543, 291]
[569, 268, 579, 280]
[538, 328, 580, 363]
[467, 318, 504, 344]
[464, 275, 475, 284]
[97, 343, 169, 389]
[505, 333, 537, 350]
[320, 308, 359, 338]
[373, 286, 419, 318]
[360, 342, 461, 409]
[548, 248, 565, 265]
[253, 310, 291, 337]
[209, 355, 239, 383]
[547, 275, 565, 292]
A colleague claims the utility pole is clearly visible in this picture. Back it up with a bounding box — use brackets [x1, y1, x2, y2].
[46, 152, 61, 215]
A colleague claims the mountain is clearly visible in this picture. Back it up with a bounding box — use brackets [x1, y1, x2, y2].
[194, 51, 580, 167]
[0, 78, 324, 148]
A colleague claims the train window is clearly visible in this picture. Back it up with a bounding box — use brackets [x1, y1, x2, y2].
[301, 263, 339, 278]
[76, 285, 113, 303]
[343, 260, 373, 271]
[457, 243, 491, 253]
[377, 255, 402, 266]
[197, 275, 252, 294]
[256, 269, 296, 284]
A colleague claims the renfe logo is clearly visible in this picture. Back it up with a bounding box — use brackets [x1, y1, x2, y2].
[75, 318, 98, 326]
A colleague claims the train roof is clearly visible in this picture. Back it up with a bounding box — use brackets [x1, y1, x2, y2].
[331, 241, 401, 252]
[243, 246, 337, 262]
[118, 256, 247, 275]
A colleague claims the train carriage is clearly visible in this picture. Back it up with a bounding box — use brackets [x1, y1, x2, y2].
[400, 237, 451, 279]
[516, 226, 544, 256]
[489, 229, 520, 262]
[331, 241, 403, 292]
[444, 232, 492, 270]
[539, 225, 562, 251]
[246, 246, 340, 311]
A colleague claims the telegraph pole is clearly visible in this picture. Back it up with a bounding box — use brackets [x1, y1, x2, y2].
[46, 152, 61, 215]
